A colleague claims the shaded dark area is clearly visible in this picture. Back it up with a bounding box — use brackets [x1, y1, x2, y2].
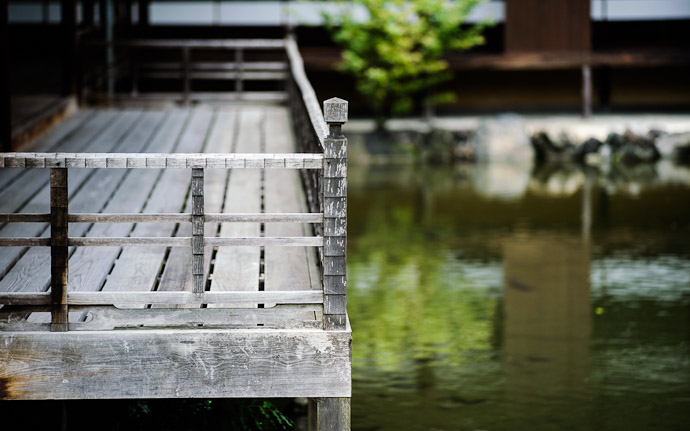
[0, 398, 298, 431]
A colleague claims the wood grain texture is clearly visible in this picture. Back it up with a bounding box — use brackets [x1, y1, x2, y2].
[208, 108, 262, 308]
[0, 111, 146, 288]
[0, 153, 323, 169]
[309, 398, 351, 431]
[100, 108, 213, 298]
[20, 111, 170, 324]
[0, 328, 351, 399]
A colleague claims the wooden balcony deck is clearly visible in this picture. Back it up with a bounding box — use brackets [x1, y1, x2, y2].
[0, 105, 322, 328]
[0, 36, 351, 430]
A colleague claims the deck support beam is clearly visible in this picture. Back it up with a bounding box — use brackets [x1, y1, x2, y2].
[50, 168, 69, 332]
[308, 398, 351, 431]
[322, 98, 348, 331]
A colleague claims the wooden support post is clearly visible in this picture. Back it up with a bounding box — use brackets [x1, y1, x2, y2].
[0, 1, 10, 152]
[61, 0, 78, 97]
[308, 398, 351, 431]
[235, 48, 244, 95]
[191, 168, 205, 293]
[582, 64, 592, 119]
[322, 98, 348, 331]
[105, 0, 115, 98]
[183, 46, 191, 105]
[50, 168, 69, 332]
[83, 0, 95, 28]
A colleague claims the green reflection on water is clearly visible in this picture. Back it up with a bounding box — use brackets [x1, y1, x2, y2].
[347, 163, 690, 431]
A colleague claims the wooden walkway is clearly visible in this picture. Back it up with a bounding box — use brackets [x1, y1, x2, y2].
[0, 36, 351, 431]
[0, 104, 323, 328]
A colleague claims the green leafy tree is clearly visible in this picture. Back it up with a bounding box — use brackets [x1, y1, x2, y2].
[324, 0, 489, 123]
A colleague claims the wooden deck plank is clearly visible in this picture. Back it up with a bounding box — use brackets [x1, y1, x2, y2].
[264, 107, 318, 291]
[0, 110, 93, 191]
[208, 108, 263, 308]
[99, 108, 214, 298]
[0, 110, 119, 216]
[64, 110, 189, 299]
[2, 110, 165, 322]
[264, 108, 320, 321]
[0, 111, 142, 280]
[157, 109, 236, 300]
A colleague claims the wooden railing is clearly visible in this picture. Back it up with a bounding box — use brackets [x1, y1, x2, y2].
[0, 35, 348, 332]
[0, 99, 348, 332]
[79, 39, 288, 104]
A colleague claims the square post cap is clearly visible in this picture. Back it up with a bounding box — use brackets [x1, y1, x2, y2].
[323, 98, 348, 124]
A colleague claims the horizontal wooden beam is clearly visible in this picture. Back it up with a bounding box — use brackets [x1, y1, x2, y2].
[0, 153, 323, 169]
[0, 327, 351, 399]
[140, 61, 287, 71]
[0, 290, 323, 306]
[82, 39, 287, 49]
[0, 305, 323, 331]
[139, 71, 287, 81]
[0, 213, 51, 223]
[0, 236, 323, 248]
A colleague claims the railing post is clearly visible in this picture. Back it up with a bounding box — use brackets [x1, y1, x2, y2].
[182, 46, 191, 105]
[235, 48, 244, 97]
[50, 168, 69, 331]
[191, 168, 205, 293]
[322, 98, 348, 330]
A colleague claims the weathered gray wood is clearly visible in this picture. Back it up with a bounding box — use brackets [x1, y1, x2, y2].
[285, 35, 328, 145]
[0, 110, 118, 217]
[0, 110, 92, 191]
[309, 398, 351, 431]
[100, 108, 213, 299]
[50, 168, 69, 332]
[0, 152, 323, 169]
[60, 110, 189, 319]
[66, 305, 323, 330]
[209, 108, 263, 308]
[322, 99, 349, 331]
[157, 109, 234, 300]
[0, 328, 351, 399]
[264, 107, 320, 320]
[191, 168, 205, 293]
[0, 111, 145, 287]
[0, 291, 323, 306]
[12, 112, 170, 325]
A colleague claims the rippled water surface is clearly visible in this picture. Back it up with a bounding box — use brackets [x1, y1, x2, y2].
[347, 163, 690, 431]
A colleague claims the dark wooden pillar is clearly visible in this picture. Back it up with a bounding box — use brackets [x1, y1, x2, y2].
[50, 168, 69, 332]
[61, 0, 78, 96]
[83, 0, 95, 28]
[138, 0, 150, 28]
[0, 1, 10, 151]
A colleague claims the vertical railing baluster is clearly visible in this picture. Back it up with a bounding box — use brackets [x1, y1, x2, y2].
[183, 46, 191, 105]
[322, 98, 348, 331]
[50, 168, 69, 331]
[191, 168, 205, 293]
[235, 48, 244, 97]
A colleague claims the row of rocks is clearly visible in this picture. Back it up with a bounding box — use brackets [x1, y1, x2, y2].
[531, 130, 690, 166]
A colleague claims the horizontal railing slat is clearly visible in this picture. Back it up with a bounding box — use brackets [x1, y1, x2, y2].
[0, 291, 323, 306]
[0, 213, 324, 224]
[0, 153, 323, 169]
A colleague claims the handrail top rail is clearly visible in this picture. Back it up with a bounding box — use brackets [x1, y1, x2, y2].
[0, 152, 323, 169]
[81, 38, 287, 49]
[285, 34, 328, 149]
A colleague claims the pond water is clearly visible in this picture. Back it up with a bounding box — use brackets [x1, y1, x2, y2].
[347, 162, 690, 431]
